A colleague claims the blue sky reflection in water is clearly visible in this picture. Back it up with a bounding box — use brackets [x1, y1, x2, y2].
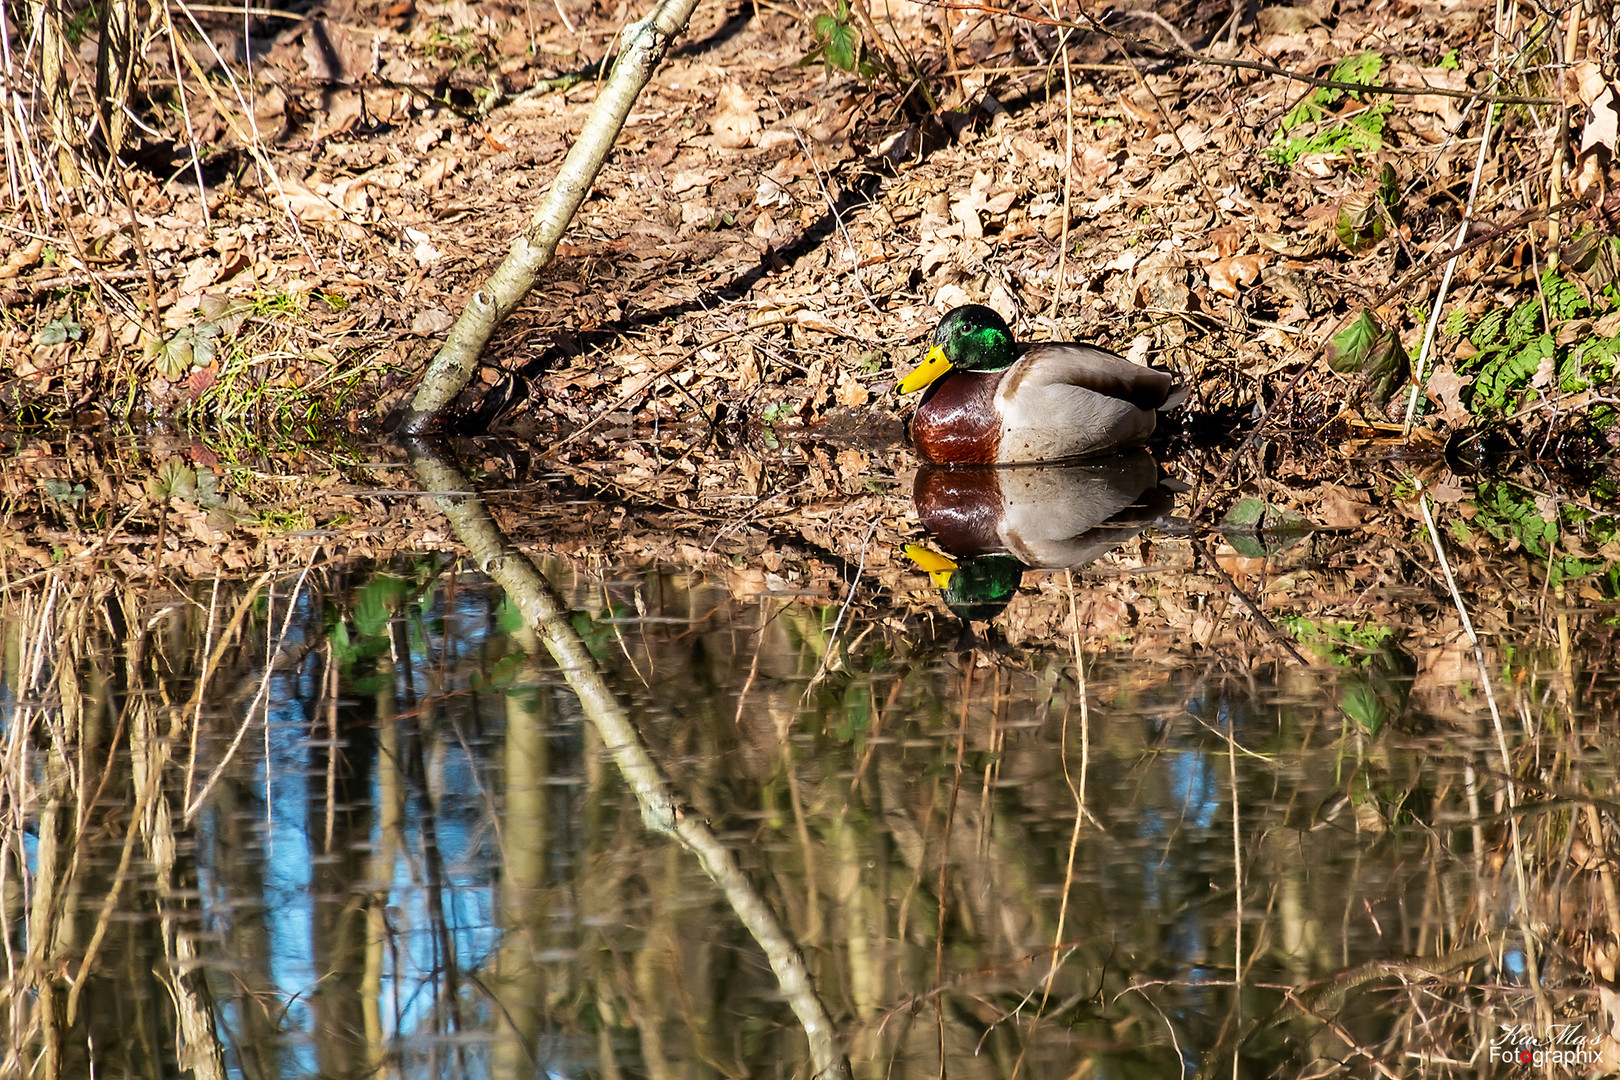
[7, 556, 1613, 1079]
[202, 588, 508, 1070]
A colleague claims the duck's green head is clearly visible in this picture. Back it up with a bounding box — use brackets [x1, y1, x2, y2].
[898, 305, 1017, 394]
[905, 543, 1024, 622]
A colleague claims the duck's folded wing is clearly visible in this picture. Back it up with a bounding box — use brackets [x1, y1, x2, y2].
[1013, 344, 1178, 411]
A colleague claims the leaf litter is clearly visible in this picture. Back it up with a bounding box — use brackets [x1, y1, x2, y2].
[2, 0, 1620, 686]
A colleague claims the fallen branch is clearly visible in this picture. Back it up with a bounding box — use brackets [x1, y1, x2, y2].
[408, 440, 853, 1080]
[398, 0, 702, 433]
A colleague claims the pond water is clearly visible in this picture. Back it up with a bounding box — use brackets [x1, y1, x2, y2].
[2, 437, 1616, 1079]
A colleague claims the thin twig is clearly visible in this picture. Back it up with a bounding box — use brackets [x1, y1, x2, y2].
[799, 518, 879, 704]
[1047, 27, 1075, 320]
[1188, 535, 1310, 665]
[1415, 487, 1544, 1009]
[182, 571, 274, 810]
[1402, 78, 1501, 432]
[183, 553, 320, 822]
[1044, 571, 1091, 999]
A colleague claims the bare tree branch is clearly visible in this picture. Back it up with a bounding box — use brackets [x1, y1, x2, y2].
[398, 0, 703, 433]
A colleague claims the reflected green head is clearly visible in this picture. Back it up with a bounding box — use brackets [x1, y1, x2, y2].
[943, 555, 1024, 622]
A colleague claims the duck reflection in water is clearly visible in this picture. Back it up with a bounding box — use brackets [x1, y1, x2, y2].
[905, 450, 1177, 623]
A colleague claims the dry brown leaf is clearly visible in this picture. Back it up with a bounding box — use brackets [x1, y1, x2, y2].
[1428, 481, 1465, 503]
[1203, 224, 1246, 259]
[1257, 229, 1337, 259]
[1207, 254, 1264, 297]
[833, 370, 869, 407]
[950, 171, 1015, 240]
[1256, 6, 1321, 34]
[1581, 84, 1619, 153]
[420, 156, 457, 190]
[412, 306, 453, 334]
[1591, 991, 1620, 1080]
[278, 177, 343, 222]
[0, 238, 44, 280]
[793, 310, 838, 335]
[1075, 142, 1121, 190]
[317, 88, 365, 139]
[1007, 135, 1059, 170]
[1569, 61, 1611, 109]
[1386, 63, 1466, 129]
[177, 257, 216, 297]
[302, 21, 372, 83]
[669, 168, 719, 194]
[712, 83, 760, 149]
[188, 369, 216, 400]
[1316, 484, 1371, 527]
[1531, 353, 1556, 389]
[405, 227, 441, 264]
[497, 23, 528, 56]
[755, 175, 790, 208]
[835, 448, 868, 481]
[1425, 365, 1471, 424]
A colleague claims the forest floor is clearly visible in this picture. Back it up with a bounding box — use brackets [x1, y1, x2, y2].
[5, 0, 1615, 436]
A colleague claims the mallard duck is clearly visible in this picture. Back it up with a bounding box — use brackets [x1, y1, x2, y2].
[905, 454, 1177, 621]
[898, 305, 1185, 464]
[914, 453, 1173, 566]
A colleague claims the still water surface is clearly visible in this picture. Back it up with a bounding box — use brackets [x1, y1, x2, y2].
[3, 448, 1612, 1079]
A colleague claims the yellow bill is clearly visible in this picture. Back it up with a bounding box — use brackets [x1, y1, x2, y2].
[903, 543, 958, 589]
[898, 345, 954, 394]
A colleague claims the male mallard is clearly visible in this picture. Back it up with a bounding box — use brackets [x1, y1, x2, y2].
[913, 453, 1173, 566]
[898, 305, 1185, 464]
[904, 453, 1177, 621]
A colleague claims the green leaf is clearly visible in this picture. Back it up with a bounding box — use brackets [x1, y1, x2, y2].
[1221, 498, 1310, 557]
[1339, 675, 1386, 734]
[1473, 334, 1551, 413]
[1268, 54, 1390, 168]
[1327, 312, 1380, 373]
[42, 478, 87, 506]
[820, 18, 859, 72]
[1335, 192, 1387, 252]
[329, 620, 357, 667]
[1376, 162, 1398, 206]
[354, 575, 412, 639]
[1469, 309, 1504, 349]
[1333, 51, 1384, 88]
[36, 317, 82, 345]
[197, 294, 253, 335]
[496, 597, 525, 635]
[1327, 309, 1409, 402]
[1222, 497, 1270, 530]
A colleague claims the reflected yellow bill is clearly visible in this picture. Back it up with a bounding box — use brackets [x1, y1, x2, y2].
[903, 543, 957, 589]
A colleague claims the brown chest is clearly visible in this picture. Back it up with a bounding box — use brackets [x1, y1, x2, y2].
[909, 371, 1002, 464]
[913, 467, 1005, 555]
